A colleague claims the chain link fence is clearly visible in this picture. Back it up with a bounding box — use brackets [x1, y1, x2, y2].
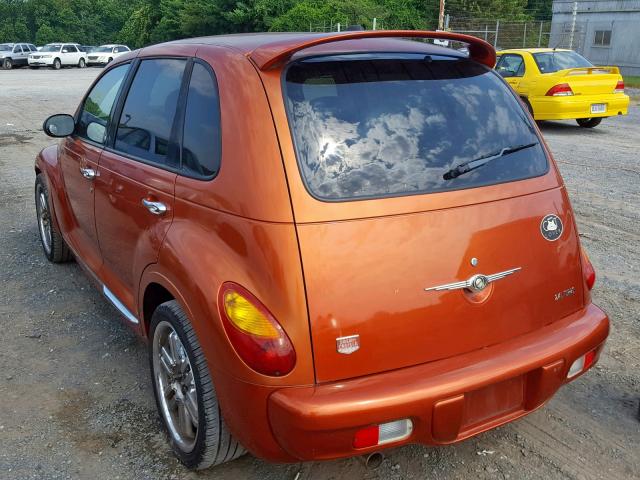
[447, 18, 553, 50]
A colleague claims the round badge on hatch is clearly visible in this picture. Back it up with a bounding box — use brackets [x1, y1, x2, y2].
[540, 214, 563, 241]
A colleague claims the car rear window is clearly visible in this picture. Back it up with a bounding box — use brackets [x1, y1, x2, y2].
[533, 51, 592, 73]
[283, 53, 547, 201]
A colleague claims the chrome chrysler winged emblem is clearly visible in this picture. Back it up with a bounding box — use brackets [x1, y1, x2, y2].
[424, 267, 522, 292]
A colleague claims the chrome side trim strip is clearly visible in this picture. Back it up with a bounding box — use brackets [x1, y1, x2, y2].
[103, 285, 139, 324]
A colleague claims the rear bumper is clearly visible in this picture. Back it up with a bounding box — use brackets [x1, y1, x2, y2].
[531, 93, 629, 120]
[265, 303, 608, 461]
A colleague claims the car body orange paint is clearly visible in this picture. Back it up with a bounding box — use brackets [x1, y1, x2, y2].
[35, 31, 609, 463]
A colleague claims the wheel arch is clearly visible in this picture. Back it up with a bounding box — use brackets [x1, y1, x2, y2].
[138, 268, 196, 340]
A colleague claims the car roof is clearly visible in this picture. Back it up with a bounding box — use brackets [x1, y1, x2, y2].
[498, 48, 572, 54]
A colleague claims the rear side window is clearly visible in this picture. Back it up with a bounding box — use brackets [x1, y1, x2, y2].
[115, 58, 187, 167]
[181, 62, 221, 178]
[77, 64, 129, 145]
[284, 54, 547, 201]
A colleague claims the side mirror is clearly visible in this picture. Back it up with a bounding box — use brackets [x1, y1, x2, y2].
[43, 114, 75, 138]
[62, 49, 69, 53]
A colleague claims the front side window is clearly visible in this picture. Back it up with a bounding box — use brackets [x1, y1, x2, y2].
[115, 58, 187, 166]
[77, 64, 130, 145]
[181, 62, 221, 178]
[284, 54, 547, 201]
[533, 51, 592, 73]
[496, 54, 525, 77]
[64, 45, 78, 53]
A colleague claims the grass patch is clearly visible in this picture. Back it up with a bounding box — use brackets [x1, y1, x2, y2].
[624, 75, 640, 89]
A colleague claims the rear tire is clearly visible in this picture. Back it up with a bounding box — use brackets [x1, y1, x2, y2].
[149, 301, 246, 470]
[52, 58, 61, 70]
[35, 174, 73, 263]
[576, 117, 602, 128]
[78, 58, 86, 68]
[3, 58, 12, 70]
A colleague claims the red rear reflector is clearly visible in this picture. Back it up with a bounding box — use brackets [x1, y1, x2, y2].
[567, 349, 598, 378]
[353, 419, 413, 448]
[546, 83, 574, 96]
[581, 249, 596, 290]
[614, 80, 624, 93]
[353, 425, 379, 448]
[583, 350, 596, 370]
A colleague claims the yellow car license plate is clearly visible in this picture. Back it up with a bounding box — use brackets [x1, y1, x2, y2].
[591, 103, 606, 114]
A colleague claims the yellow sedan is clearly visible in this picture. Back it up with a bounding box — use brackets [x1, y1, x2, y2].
[495, 48, 629, 128]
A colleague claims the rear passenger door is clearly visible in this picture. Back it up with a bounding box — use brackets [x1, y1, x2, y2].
[94, 57, 188, 318]
[16, 45, 28, 65]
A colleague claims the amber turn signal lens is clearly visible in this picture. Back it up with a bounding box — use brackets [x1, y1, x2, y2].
[224, 291, 279, 338]
[219, 283, 296, 377]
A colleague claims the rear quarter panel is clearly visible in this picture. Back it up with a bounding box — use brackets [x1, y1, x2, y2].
[141, 45, 314, 386]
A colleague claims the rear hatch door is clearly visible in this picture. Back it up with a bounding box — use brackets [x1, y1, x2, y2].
[277, 50, 585, 382]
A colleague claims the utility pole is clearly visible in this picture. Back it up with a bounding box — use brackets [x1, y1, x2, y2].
[569, 1, 578, 49]
[438, 0, 446, 30]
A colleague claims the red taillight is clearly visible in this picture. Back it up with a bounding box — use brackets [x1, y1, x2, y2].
[218, 282, 296, 376]
[581, 249, 596, 290]
[614, 80, 624, 93]
[546, 83, 574, 96]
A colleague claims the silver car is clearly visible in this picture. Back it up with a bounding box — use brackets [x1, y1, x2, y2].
[0, 43, 37, 69]
[86, 44, 131, 66]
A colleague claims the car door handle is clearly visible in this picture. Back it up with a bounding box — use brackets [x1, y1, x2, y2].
[141, 198, 167, 215]
[80, 167, 97, 180]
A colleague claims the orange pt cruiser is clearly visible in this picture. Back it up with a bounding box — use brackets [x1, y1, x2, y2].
[35, 31, 609, 469]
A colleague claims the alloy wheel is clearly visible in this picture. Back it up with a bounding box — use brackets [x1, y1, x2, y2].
[152, 321, 199, 452]
[36, 186, 52, 255]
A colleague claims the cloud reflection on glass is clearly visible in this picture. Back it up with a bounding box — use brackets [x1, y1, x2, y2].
[285, 56, 547, 200]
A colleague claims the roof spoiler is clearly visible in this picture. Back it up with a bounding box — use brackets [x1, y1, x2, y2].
[249, 30, 496, 70]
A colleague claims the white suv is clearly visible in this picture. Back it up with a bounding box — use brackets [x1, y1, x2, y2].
[28, 43, 87, 69]
[86, 44, 131, 66]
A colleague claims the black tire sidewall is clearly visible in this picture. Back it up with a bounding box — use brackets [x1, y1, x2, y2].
[577, 117, 602, 128]
[53, 59, 61, 69]
[3, 58, 11, 69]
[148, 302, 210, 468]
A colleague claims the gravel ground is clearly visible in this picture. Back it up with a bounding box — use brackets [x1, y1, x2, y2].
[0, 68, 638, 480]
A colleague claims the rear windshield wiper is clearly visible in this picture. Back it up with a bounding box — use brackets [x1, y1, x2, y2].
[443, 142, 539, 180]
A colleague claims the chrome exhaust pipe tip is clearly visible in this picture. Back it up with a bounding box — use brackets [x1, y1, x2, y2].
[364, 452, 384, 469]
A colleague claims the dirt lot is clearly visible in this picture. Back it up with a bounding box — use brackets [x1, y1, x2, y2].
[0, 68, 638, 480]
